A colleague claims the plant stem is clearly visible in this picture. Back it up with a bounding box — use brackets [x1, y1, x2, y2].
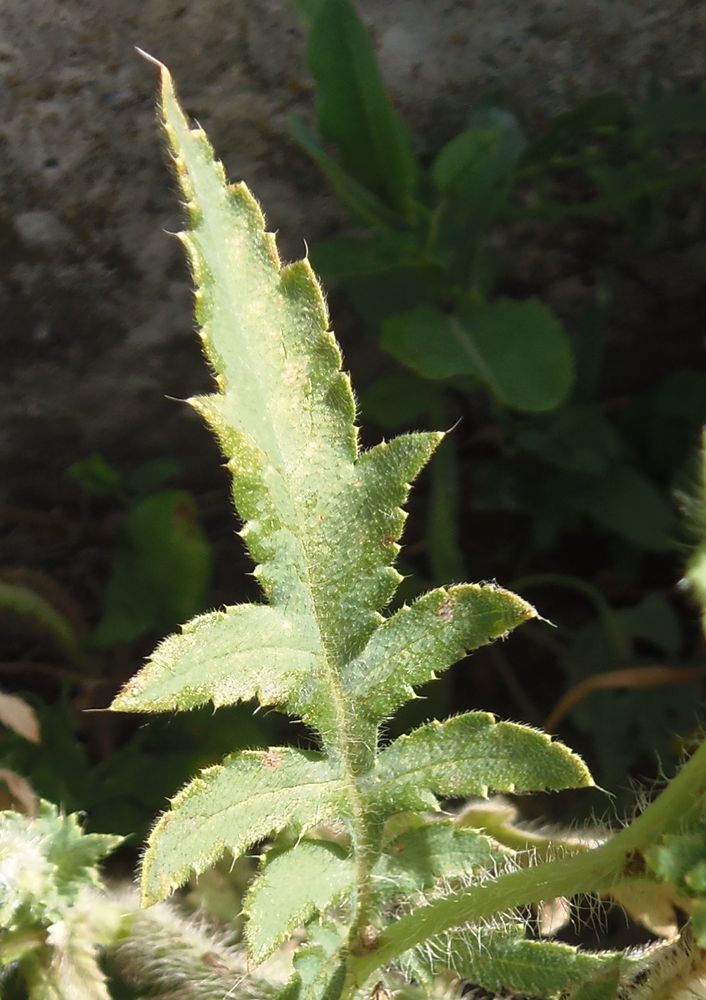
[347, 739, 706, 989]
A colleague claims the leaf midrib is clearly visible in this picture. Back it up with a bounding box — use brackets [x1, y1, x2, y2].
[348, 603, 508, 698]
[170, 84, 378, 929]
[179, 774, 346, 822]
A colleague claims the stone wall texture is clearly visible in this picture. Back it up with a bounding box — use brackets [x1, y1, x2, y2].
[2, 0, 705, 502]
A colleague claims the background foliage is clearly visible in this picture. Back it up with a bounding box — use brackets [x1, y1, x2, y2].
[0, 0, 705, 978]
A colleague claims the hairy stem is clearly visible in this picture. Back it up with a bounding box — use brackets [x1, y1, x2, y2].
[348, 739, 706, 988]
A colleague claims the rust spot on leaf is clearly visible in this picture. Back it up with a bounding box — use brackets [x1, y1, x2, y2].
[437, 598, 454, 624]
[261, 749, 284, 770]
[357, 925, 380, 953]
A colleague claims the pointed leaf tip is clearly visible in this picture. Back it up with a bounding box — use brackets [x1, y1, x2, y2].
[134, 47, 164, 71]
[373, 711, 593, 813]
[346, 583, 537, 722]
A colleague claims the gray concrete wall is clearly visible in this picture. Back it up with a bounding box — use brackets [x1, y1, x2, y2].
[1, 0, 704, 501]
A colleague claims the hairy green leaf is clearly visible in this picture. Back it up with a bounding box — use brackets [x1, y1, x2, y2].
[567, 966, 622, 1000]
[373, 713, 592, 809]
[110, 892, 279, 1000]
[244, 820, 498, 965]
[141, 749, 347, 906]
[288, 117, 400, 230]
[245, 841, 353, 965]
[291, 922, 347, 1000]
[345, 584, 536, 723]
[644, 827, 706, 928]
[0, 802, 121, 928]
[376, 821, 498, 897]
[93, 490, 212, 646]
[116, 62, 588, 948]
[117, 60, 445, 908]
[443, 929, 626, 999]
[111, 604, 321, 714]
[113, 66, 441, 735]
[23, 915, 112, 1000]
[0, 804, 121, 999]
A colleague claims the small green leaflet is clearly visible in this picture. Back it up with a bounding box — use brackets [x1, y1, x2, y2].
[141, 749, 348, 907]
[424, 928, 635, 999]
[0, 802, 121, 1000]
[374, 712, 592, 809]
[245, 820, 500, 964]
[245, 841, 352, 965]
[0, 801, 122, 927]
[344, 583, 536, 721]
[111, 604, 322, 717]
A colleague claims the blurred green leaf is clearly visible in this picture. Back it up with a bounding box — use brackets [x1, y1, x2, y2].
[289, 0, 325, 22]
[303, 0, 419, 217]
[93, 491, 212, 646]
[310, 233, 423, 282]
[0, 579, 83, 664]
[570, 291, 611, 402]
[516, 406, 624, 476]
[633, 83, 706, 149]
[574, 465, 677, 552]
[618, 593, 683, 657]
[310, 233, 435, 326]
[67, 454, 123, 498]
[126, 458, 180, 496]
[343, 271, 438, 327]
[382, 299, 573, 413]
[289, 117, 400, 230]
[431, 107, 524, 273]
[361, 376, 436, 429]
[382, 306, 460, 380]
[620, 371, 706, 483]
[522, 93, 629, 166]
[567, 595, 693, 790]
[583, 159, 664, 240]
